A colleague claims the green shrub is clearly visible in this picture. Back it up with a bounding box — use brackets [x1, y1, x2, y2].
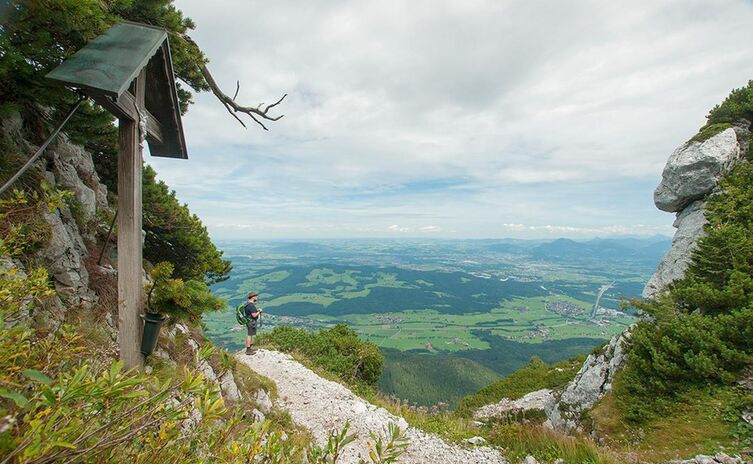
[257, 324, 384, 387]
[142, 166, 232, 285]
[618, 305, 753, 420]
[146, 262, 226, 323]
[689, 123, 733, 143]
[706, 80, 753, 125]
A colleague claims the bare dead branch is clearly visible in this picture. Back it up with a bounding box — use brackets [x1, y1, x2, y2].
[180, 34, 287, 131]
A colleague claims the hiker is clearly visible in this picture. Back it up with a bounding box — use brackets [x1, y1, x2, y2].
[243, 293, 262, 354]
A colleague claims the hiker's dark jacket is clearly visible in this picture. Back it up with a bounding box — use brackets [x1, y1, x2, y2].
[244, 303, 259, 319]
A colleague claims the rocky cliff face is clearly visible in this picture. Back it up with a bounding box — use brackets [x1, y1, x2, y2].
[644, 123, 750, 299]
[1, 112, 109, 325]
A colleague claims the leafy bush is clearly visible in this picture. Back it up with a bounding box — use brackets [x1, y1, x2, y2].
[146, 262, 225, 322]
[257, 325, 384, 387]
[0, 187, 71, 260]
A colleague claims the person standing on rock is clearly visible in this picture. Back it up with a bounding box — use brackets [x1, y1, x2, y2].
[244, 293, 262, 355]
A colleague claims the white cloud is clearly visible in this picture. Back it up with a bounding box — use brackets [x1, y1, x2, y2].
[501, 223, 673, 237]
[151, 0, 753, 239]
[387, 224, 410, 233]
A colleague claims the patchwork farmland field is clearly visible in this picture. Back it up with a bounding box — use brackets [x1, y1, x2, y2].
[203, 237, 667, 406]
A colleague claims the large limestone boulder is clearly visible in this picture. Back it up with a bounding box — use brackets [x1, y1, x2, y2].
[474, 388, 556, 420]
[654, 128, 739, 213]
[643, 200, 707, 299]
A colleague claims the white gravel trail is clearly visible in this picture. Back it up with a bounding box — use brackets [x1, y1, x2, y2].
[236, 349, 507, 464]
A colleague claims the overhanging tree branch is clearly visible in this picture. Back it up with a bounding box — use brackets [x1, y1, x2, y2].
[180, 34, 287, 131]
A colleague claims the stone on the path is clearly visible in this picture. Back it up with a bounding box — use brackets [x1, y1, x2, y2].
[465, 436, 486, 445]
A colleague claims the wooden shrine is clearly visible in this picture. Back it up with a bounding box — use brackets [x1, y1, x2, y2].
[47, 21, 189, 369]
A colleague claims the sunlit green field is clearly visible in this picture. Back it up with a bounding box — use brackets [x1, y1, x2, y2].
[307, 294, 632, 351]
[209, 256, 641, 352]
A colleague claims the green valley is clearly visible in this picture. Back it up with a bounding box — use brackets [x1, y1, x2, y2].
[204, 237, 666, 406]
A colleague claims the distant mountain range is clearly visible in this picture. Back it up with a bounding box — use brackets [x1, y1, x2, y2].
[530, 236, 671, 263]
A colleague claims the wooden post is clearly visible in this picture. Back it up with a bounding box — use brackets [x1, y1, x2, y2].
[118, 70, 146, 370]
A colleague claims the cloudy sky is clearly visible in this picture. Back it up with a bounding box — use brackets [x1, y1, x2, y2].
[148, 0, 753, 240]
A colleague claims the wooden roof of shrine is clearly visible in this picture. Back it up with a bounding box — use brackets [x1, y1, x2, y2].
[47, 21, 188, 159]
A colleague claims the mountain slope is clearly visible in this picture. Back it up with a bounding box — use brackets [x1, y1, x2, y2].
[378, 349, 502, 408]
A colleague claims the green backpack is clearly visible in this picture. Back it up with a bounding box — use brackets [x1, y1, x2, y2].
[235, 303, 249, 325]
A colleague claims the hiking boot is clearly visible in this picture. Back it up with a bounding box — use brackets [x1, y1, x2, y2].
[245, 347, 253, 355]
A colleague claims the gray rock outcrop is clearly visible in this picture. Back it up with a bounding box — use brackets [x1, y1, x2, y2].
[51, 135, 109, 215]
[253, 388, 273, 414]
[654, 128, 739, 213]
[40, 209, 95, 307]
[474, 389, 556, 420]
[668, 453, 746, 464]
[545, 331, 629, 432]
[2, 110, 110, 311]
[197, 359, 218, 383]
[219, 371, 243, 402]
[643, 201, 707, 299]
[644, 123, 750, 299]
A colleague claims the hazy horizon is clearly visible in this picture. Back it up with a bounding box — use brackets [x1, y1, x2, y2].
[213, 234, 672, 243]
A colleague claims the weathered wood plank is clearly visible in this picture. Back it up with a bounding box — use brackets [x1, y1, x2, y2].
[99, 91, 165, 145]
[118, 70, 146, 370]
